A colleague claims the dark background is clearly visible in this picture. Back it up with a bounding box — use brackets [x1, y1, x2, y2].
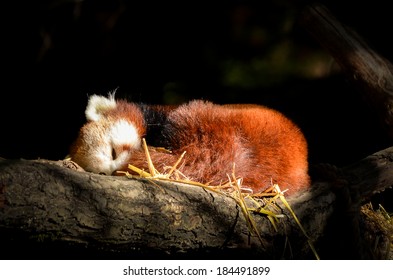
[3, 0, 393, 174]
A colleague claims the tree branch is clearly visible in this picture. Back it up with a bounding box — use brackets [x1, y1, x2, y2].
[299, 3, 393, 139]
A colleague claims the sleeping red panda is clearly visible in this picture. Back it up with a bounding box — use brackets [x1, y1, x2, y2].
[69, 93, 310, 196]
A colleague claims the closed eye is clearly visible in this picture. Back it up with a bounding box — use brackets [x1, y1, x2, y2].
[111, 148, 117, 160]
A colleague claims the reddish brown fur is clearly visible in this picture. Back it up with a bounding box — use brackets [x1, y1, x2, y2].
[118, 100, 310, 195]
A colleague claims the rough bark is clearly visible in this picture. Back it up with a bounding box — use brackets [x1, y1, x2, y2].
[0, 157, 323, 259]
[1, 146, 393, 259]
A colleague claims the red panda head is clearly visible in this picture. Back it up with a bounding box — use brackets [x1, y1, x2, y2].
[69, 93, 146, 175]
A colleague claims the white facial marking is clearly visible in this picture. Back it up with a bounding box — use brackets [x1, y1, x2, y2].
[109, 120, 141, 148]
[99, 120, 141, 175]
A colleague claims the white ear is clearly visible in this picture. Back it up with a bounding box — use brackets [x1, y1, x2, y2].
[85, 92, 117, 122]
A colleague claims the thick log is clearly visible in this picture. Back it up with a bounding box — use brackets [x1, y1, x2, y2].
[0, 158, 324, 259]
[1, 146, 393, 259]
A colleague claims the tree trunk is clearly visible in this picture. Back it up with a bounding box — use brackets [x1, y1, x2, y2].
[1, 146, 393, 259]
[0, 157, 322, 259]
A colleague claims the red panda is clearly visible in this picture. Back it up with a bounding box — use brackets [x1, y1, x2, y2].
[69, 93, 310, 196]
